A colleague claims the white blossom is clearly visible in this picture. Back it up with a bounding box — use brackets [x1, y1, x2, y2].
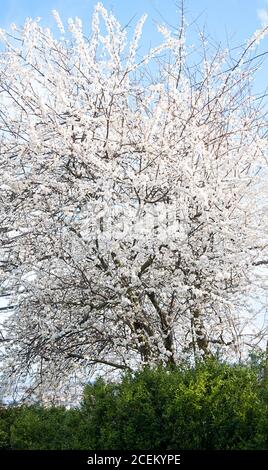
[0, 3, 267, 404]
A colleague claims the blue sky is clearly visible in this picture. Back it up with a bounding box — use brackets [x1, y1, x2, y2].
[0, 0, 267, 38]
[0, 0, 268, 94]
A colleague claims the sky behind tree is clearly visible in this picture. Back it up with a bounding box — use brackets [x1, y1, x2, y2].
[0, 0, 267, 43]
[1, 1, 267, 96]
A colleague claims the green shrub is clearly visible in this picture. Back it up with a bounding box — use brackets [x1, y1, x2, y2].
[10, 406, 83, 450]
[1, 359, 268, 450]
[81, 360, 268, 450]
[0, 406, 21, 449]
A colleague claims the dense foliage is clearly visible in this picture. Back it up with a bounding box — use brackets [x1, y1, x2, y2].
[1, 360, 267, 450]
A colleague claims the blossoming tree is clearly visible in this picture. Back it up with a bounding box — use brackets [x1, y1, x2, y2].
[0, 3, 267, 401]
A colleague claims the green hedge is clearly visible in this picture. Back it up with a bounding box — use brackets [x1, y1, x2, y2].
[1, 359, 267, 450]
[0, 405, 84, 450]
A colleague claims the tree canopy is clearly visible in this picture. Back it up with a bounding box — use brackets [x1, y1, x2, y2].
[0, 3, 267, 402]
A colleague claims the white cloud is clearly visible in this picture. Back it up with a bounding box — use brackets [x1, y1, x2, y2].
[258, 2, 268, 26]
